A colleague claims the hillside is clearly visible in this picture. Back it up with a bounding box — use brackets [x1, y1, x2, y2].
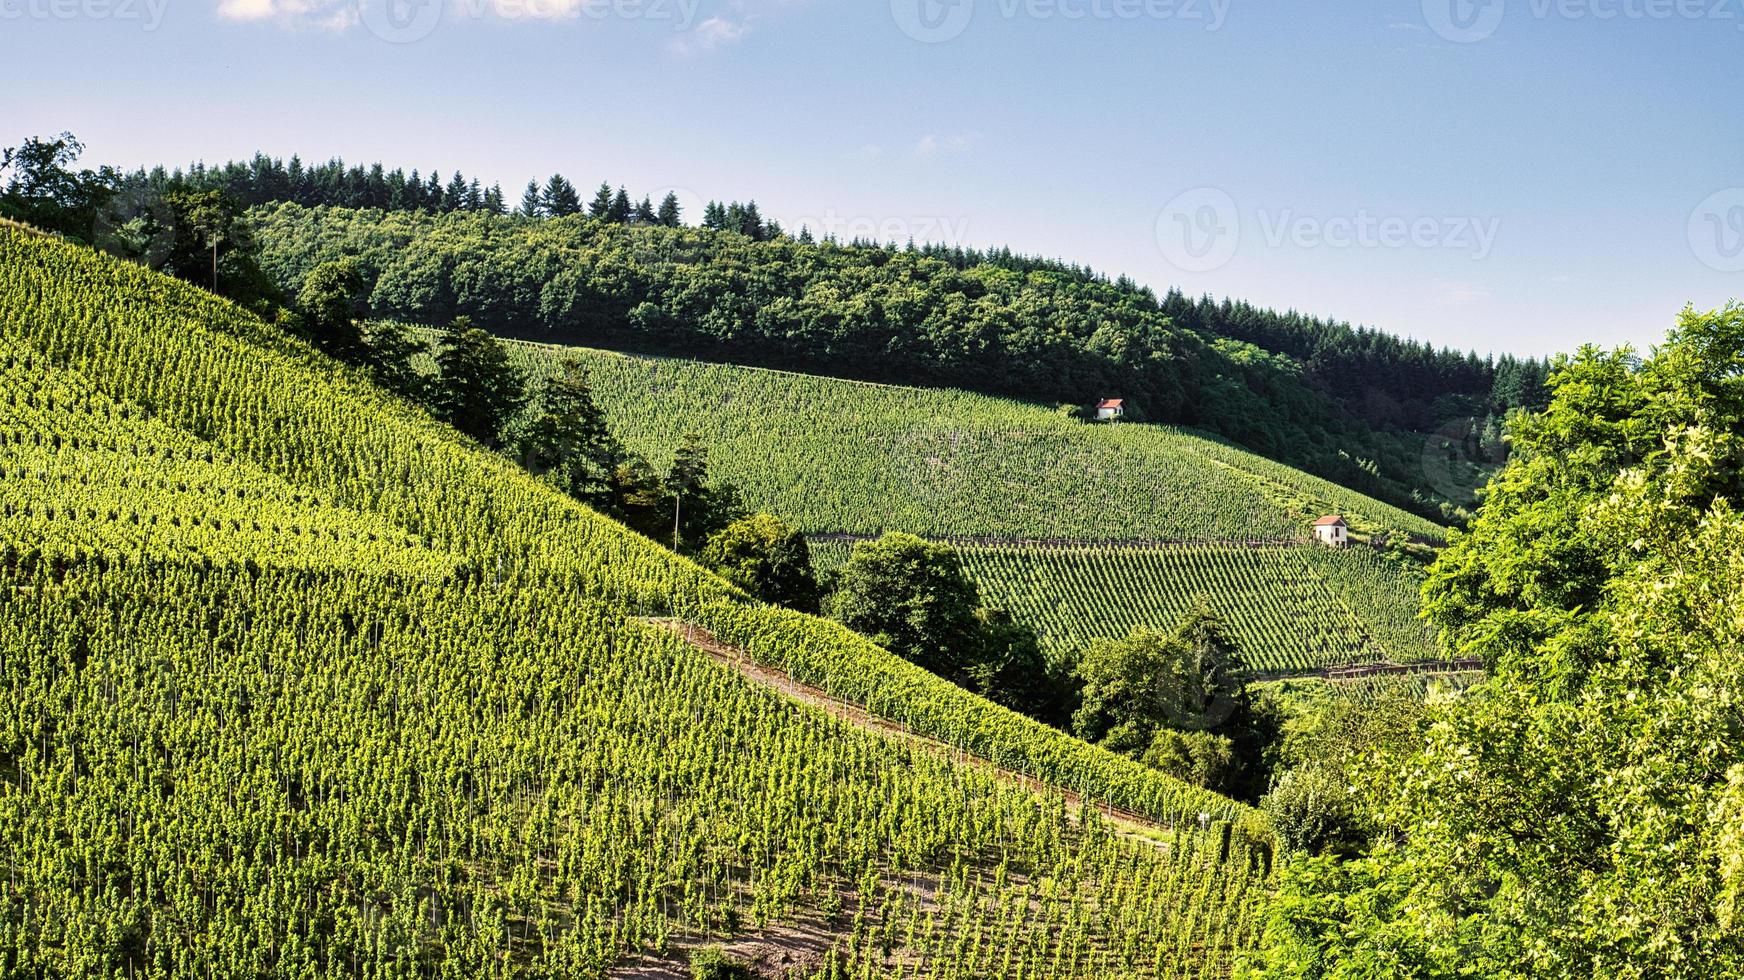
[490, 339, 1446, 546]
[242, 201, 1540, 521]
[472, 335, 1445, 673]
[0, 225, 1271, 977]
[807, 541, 1437, 673]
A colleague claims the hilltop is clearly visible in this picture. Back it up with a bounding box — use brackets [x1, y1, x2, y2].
[231, 197, 1540, 521]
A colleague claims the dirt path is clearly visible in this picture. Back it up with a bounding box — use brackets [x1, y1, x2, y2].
[635, 618, 1181, 844]
[1254, 657, 1486, 684]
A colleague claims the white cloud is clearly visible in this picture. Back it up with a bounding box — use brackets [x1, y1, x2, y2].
[912, 132, 979, 159]
[217, 0, 277, 19]
[217, 0, 358, 27]
[668, 15, 748, 54]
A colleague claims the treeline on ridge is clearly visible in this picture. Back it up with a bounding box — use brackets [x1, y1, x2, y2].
[3, 135, 1550, 520]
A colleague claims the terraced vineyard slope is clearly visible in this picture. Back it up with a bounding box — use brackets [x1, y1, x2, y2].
[0, 225, 1268, 978]
[489, 338, 1447, 546]
[810, 539, 1438, 672]
[481, 336, 1448, 672]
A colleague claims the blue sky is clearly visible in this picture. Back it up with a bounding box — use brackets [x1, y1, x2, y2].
[4, 0, 1742, 358]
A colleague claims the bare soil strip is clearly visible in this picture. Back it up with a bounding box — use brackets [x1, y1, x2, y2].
[1255, 657, 1486, 684]
[635, 617, 1179, 843]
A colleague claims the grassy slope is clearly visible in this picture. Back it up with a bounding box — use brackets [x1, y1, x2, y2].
[482, 335, 1445, 671]
[810, 540, 1438, 672]
[491, 337, 1448, 545]
[0, 228, 1268, 976]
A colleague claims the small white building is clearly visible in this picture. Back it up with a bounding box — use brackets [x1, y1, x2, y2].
[1313, 515, 1350, 548]
[1095, 399, 1126, 421]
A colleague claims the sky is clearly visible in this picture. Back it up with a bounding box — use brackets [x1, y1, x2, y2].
[4, 0, 1742, 359]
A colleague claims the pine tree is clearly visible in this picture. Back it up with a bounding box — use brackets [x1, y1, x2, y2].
[588, 181, 614, 220]
[443, 171, 468, 212]
[542, 175, 581, 217]
[518, 180, 543, 218]
[702, 201, 727, 230]
[608, 187, 633, 224]
[657, 192, 682, 227]
[634, 196, 655, 225]
[433, 316, 526, 447]
[484, 183, 506, 215]
[516, 357, 623, 509]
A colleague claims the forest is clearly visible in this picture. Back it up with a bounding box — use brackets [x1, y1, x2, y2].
[1, 136, 1549, 522]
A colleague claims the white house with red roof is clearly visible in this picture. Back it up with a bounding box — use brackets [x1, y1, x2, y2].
[1313, 515, 1349, 548]
[1095, 398, 1125, 421]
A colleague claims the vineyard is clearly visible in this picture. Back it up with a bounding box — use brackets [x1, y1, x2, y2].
[0, 226, 1272, 977]
[810, 539, 1439, 673]
[479, 336, 1448, 546]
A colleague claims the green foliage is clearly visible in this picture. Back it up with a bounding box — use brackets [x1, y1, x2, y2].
[690, 947, 757, 980]
[1072, 613, 1244, 756]
[515, 355, 623, 509]
[831, 532, 986, 683]
[813, 540, 1439, 673]
[1264, 303, 1744, 977]
[699, 513, 820, 613]
[0, 132, 117, 243]
[296, 257, 368, 358]
[484, 335, 1446, 545]
[1, 225, 1272, 976]
[432, 315, 525, 447]
[1258, 764, 1367, 858]
[244, 202, 1500, 519]
[1143, 729, 1238, 791]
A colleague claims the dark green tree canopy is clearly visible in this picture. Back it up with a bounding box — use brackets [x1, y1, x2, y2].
[1264, 304, 1744, 978]
[515, 356, 624, 510]
[699, 513, 821, 613]
[433, 316, 525, 447]
[1071, 609, 1244, 758]
[296, 258, 368, 359]
[830, 533, 987, 682]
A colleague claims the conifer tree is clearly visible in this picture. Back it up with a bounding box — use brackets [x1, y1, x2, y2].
[518, 180, 543, 218]
[516, 356, 623, 508]
[443, 171, 468, 212]
[657, 192, 682, 227]
[608, 186, 633, 224]
[542, 175, 581, 217]
[433, 315, 526, 447]
[588, 181, 614, 220]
